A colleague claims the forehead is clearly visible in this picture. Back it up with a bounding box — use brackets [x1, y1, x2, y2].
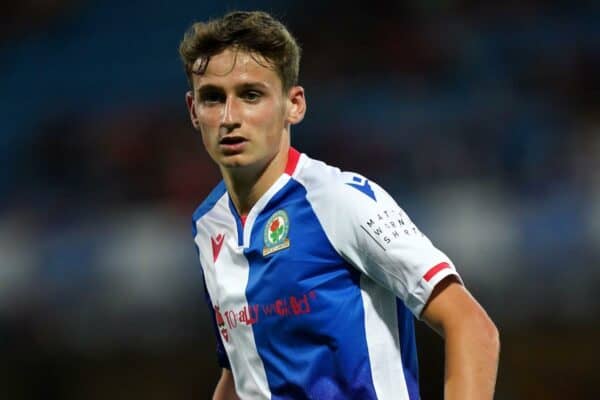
[192, 48, 282, 90]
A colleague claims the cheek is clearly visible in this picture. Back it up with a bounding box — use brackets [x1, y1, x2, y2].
[199, 125, 219, 156]
[198, 126, 221, 162]
[197, 113, 220, 153]
[250, 103, 285, 138]
[199, 127, 210, 146]
[197, 111, 220, 137]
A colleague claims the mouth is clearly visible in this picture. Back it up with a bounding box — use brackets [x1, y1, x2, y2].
[218, 136, 248, 154]
[219, 136, 247, 145]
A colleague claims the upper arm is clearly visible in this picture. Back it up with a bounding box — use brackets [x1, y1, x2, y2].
[420, 277, 500, 400]
[420, 276, 497, 339]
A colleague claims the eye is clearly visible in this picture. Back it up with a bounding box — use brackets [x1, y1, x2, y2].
[242, 90, 262, 102]
[200, 91, 225, 105]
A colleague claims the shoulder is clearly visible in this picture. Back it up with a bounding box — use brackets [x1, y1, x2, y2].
[192, 180, 227, 231]
[295, 154, 374, 196]
[295, 153, 389, 207]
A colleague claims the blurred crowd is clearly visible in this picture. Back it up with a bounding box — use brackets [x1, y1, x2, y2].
[1, 1, 599, 399]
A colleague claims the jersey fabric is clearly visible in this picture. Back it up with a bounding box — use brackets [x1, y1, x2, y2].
[192, 147, 461, 400]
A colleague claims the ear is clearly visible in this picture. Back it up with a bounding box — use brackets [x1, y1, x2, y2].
[186, 91, 200, 129]
[286, 86, 306, 125]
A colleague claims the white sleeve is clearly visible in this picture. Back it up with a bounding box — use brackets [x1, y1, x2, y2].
[301, 167, 461, 318]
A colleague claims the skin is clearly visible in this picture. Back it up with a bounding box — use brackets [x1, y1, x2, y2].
[186, 47, 499, 400]
[421, 276, 500, 399]
[212, 369, 238, 400]
[186, 48, 306, 217]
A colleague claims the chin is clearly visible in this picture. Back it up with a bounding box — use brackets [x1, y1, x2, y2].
[218, 153, 253, 169]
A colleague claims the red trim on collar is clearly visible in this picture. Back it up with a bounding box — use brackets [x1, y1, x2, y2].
[240, 214, 247, 227]
[284, 147, 300, 176]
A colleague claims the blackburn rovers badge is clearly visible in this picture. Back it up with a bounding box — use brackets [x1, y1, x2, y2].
[263, 210, 290, 256]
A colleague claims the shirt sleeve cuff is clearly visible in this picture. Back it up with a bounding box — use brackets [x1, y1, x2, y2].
[406, 262, 463, 319]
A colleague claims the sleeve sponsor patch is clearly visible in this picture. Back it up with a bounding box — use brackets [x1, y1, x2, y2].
[360, 207, 424, 250]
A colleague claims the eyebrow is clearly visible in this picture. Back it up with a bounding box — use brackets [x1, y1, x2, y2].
[196, 81, 270, 96]
[196, 84, 222, 97]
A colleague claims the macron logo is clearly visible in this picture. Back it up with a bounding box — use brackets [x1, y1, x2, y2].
[211, 233, 225, 262]
[346, 176, 376, 201]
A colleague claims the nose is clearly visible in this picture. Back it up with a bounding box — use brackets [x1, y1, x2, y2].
[220, 96, 241, 133]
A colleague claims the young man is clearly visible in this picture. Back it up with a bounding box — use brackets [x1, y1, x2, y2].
[180, 11, 499, 400]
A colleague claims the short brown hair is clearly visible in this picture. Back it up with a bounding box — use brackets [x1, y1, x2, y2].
[179, 11, 301, 91]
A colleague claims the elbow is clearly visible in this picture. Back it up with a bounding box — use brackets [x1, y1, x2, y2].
[491, 320, 500, 349]
[492, 321, 501, 356]
[458, 305, 500, 359]
[481, 314, 501, 358]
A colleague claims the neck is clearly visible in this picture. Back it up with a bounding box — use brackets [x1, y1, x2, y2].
[223, 146, 291, 216]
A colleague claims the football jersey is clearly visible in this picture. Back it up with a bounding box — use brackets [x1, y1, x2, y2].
[192, 147, 460, 400]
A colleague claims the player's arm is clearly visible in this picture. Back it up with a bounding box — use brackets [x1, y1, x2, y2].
[421, 276, 500, 400]
[213, 369, 239, 400]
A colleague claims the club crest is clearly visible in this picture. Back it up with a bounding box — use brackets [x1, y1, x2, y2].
[263, 210, 290, 256]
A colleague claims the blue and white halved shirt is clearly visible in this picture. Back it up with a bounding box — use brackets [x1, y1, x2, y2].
[192, 148, 460, 400]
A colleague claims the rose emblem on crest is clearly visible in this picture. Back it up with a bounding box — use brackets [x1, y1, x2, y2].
[263, 210, 290, 255]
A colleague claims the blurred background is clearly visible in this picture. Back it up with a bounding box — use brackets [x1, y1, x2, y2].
[1, 0, 599, 399]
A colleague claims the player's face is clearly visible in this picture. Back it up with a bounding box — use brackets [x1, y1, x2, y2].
[186, 48, 305, 173]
